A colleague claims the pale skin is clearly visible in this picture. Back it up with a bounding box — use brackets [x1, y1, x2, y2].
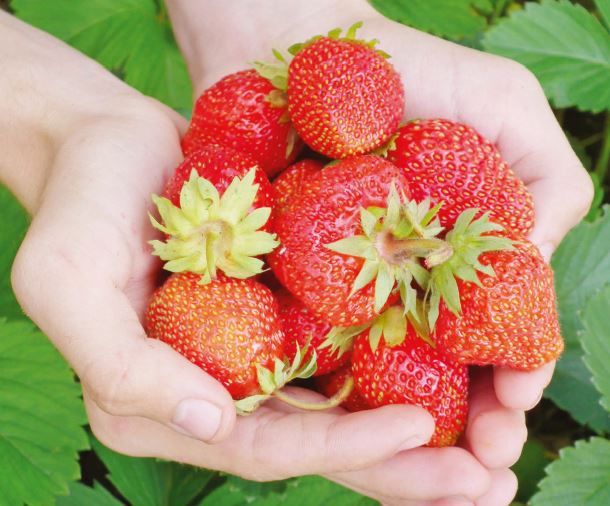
[0, 2, 593, 505]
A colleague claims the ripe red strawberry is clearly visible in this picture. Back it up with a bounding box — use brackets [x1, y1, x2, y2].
[145, 272, 285, 399]
[272, 159, 324, 213]
[351, 325, 469, 447]
[276, 289, 357, 376]
[315, 365, 370, 412]
[162, 145, 275, 231]
[268, 155, 413, 327]
[433, 238, 563, 370]
[286, 26, 404, 158]
[181, 70, 302, 177]
[386, 119, 534, 235]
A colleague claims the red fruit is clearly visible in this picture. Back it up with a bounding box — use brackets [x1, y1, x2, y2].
[351, 327, 469, 447]
[181, 70, 302, 177]
[268, 155, 410, 327]
[163, 145, 275, 231]
[145, 272, 285, 399]
[276, 289, 349, 376]
[272, 159, 324, 213]
[434, 238, 563, 370]
[386, 119, 534, 235]
[287, 34, 404, 158]
[315, 365, 370, 412]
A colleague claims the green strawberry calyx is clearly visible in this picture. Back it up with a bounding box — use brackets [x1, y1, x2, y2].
[149, 168, 279, 284]
[325, 185, 446, 318]
[426, 209, 516, 330]
[318, 323, 372, 359]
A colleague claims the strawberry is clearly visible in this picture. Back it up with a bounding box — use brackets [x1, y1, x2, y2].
[386, 119, 534, 235]
[433, 237, 563, 370]
[268, 154, 433, 327]
[315, 365, 370, 412]
[145, 272, 285, 399]
[272, 159, 324, 213]
[162, 145, 275, 231]
[181, 69, 302, 177]
[351, 313, 469, 447]
[276, 289, 365, 376]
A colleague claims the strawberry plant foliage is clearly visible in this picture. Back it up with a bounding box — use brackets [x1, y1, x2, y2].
[530, 438, 610, 506]
[547, 206, 610, 432]
[369, 0, 493, 41]
[0, 319, 88, 506]
[57, 482, 123, 506]
[483, 0, 610, 112]
[11, 0, 193, 111]
[581, 285, 610, 413]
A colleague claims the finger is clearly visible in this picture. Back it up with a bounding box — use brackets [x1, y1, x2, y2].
[475, 469, 518, 506]
[462, 368, 527, 469]
[494, 361, 555, 410]
[85, 394, 435, 479]
[329, 447, 491, 503]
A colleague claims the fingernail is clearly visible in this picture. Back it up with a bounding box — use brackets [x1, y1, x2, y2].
[171, 398, 222, 442]
[397, 433, 430, 451]
[537, 242, 555, 263]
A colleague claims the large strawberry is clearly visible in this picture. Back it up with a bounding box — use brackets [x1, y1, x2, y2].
[268, 155, 445, 327]
[181, 69, 302, 177]
[276, 289, 366, 376]
[256, 23, 403, 159]
[351, 308, 469, 447]
[272, 159, 323, 213]
[149, 168, 278, 283]
[145, 272, 285, 400]
[386, 119, 534, 235]
[432, 236, 563, 370]
[162, 145, 274, 228]
[315, 365, 370, 412]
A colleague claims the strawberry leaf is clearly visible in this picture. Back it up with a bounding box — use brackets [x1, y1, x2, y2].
[11, 0, 193, 110]
[483, 0, 610, 112]
[548, 207, 610, 432]
[530, 438, 610, 506]
[370, 0, 492, 41]
[580, 285, 610, 413]
[0, 185, 29, 320]
[92, 437, 213, 506]
[0, 319, 88, 506]
[57, 482, 123, 506]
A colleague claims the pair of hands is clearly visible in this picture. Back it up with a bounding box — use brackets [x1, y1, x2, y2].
[5, 1, 593, 505]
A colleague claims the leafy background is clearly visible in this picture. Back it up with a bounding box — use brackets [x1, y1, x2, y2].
[1, 0, 609, 504]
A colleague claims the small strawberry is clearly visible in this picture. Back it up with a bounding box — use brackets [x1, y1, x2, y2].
[272, 159, 324, 213]
[162, 145, 275, 229]
[432, 236, 563, 370]
[350, 308, 469, 447]
[315, 365, 370, 412]
[150, 169, 278, 282]
[386, 119, 534, 235]
[276, 289, 367, 376]
[255, 23, 404, 159]
[181, 69, 302, 177]
[269, 154, 446, 327]
[145, 272, 285, 400]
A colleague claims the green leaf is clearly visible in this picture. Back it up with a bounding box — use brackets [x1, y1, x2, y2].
[92, 437, 213, 506]
[531, 437, 610, 506]
[581, 285, 610, 413]
[482, 0, 610, 112]
[369, 0, 492, 41]
[0, 185, 29, 320]
[595, 0, 610, 30]
[511, 439, 552, 504]
[56, 482, 123, 506]
[0, 319, 88, 506]
[547, 207, 610, 431]
[199, 475, 377, 505]
[12, 0, 193, 110]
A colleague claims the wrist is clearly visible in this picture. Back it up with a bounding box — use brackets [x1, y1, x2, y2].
[166, 0, 382, 95]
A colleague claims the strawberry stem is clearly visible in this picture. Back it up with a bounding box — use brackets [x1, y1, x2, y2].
[272, 375, 354, 411]
[376, 232, 453, 268]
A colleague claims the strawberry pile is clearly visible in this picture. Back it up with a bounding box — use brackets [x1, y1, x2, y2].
[144, 23, 563, 447]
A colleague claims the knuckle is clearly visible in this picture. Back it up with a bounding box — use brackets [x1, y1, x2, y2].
[572, 173, 595, 217]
